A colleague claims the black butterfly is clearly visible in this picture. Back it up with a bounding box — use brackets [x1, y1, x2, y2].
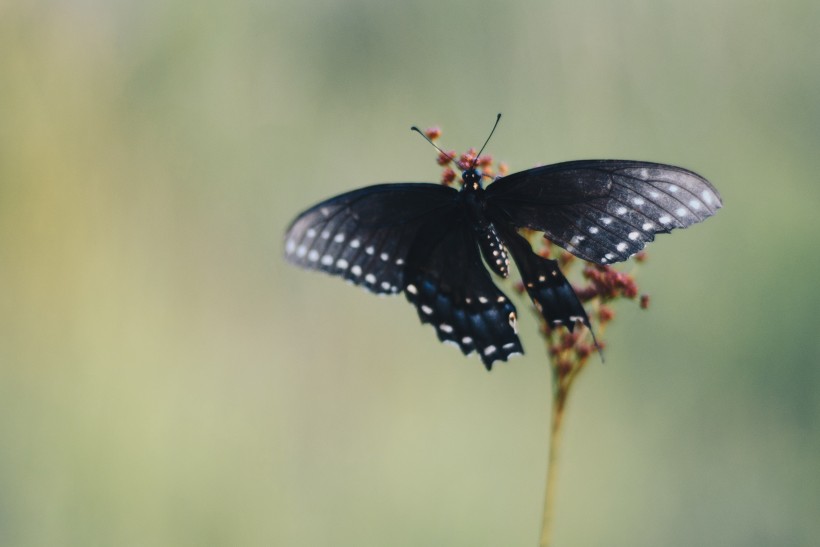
[284, 116, 722, 369]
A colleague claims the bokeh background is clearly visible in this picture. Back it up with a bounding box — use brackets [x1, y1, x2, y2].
[2, 0, 819, 545]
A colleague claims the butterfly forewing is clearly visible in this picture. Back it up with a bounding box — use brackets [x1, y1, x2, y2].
[284, 183, 458, 294]
[404, 215, 523, 369]
[486, 160, 722, 264]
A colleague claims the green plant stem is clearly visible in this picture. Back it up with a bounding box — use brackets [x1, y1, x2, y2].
[539, 384, 568, 547]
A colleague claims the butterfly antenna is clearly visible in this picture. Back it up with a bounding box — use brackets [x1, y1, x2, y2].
[410, 126, 458, 165]
[472, 113, 502, 169]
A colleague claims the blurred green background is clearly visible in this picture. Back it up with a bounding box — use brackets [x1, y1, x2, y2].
[1, 0, 819, 545]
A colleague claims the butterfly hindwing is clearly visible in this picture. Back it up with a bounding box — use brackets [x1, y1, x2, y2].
[494, 221, 591, 334]
[284, 183, 458, 294]
[404, 216, 523, 369]
[486, 160, 722, 264]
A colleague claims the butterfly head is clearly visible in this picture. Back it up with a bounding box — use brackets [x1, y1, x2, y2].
[461, 167, 484, 190]
[412, 113, 502, 192]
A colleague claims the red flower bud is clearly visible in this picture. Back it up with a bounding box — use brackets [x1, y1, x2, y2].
[598, 306, 615, 323]
[437, 150, 456, 166]
[441, 168, 456, 185]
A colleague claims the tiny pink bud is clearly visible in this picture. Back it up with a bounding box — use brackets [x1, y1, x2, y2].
[441, 168, 456, 185]
[425, 126, 442, 140]
[576, 344, 592, 359]
[437, 151, 455, 166]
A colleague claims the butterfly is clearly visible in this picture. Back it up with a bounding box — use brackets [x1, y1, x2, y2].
[284, 115, 722, 369]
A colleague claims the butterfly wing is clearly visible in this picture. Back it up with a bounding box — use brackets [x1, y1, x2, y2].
[284, 183, 458, 294]
[404, 213, 523, 370]
[486, 160, 722, 264]
[491, 220, 592, 335]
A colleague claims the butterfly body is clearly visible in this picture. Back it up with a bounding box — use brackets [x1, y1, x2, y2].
[285, 155, 721, 369]
[459, 170, 511, 278]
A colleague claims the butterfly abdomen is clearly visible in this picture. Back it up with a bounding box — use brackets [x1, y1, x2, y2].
[459, 181, 510, 278]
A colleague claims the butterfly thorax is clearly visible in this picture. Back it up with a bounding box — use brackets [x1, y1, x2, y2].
[460, 169, 510, 278]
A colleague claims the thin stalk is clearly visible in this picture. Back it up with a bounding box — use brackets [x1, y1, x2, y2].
[539, 381, 568, 547]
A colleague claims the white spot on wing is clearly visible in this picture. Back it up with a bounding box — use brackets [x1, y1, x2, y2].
[617, 242, 628, 252]
[406, 284, 417, 295]
[365, 246, 375, 255]
[321, 254, 334, 266]
[702, 190, 714, 205]
[669, 185, 679, 193]
[380, 281, 390, 290]
[306, 228, 316, 238]
[659, 215, 672, 224]
[380, 252, 389, 261]
[440, 324, 453, 333]
[333, 233, 345, 243]
[296, 245, 307, 258]
[601, 217, 613, 225]
[461, 336, 472, 345]
[689, 199, 702, 210]
[628, 231, 640, 240]
[351, 265, 362, 276]
[633, 197, 645, 206]
[336, 259, 349, 269]
[286, 240, 296, 254]
[365, 273, 376, 284]
[642, 222, 654, 231]
[308, 250, 319, 262]
[675, 207, 687, 217]
[616, 206, 627, 215]
[589, 226, 599, 234]
[421, 305, 433, 315]
[350, 239, 360, 248]
[483, 345, 497, 356]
